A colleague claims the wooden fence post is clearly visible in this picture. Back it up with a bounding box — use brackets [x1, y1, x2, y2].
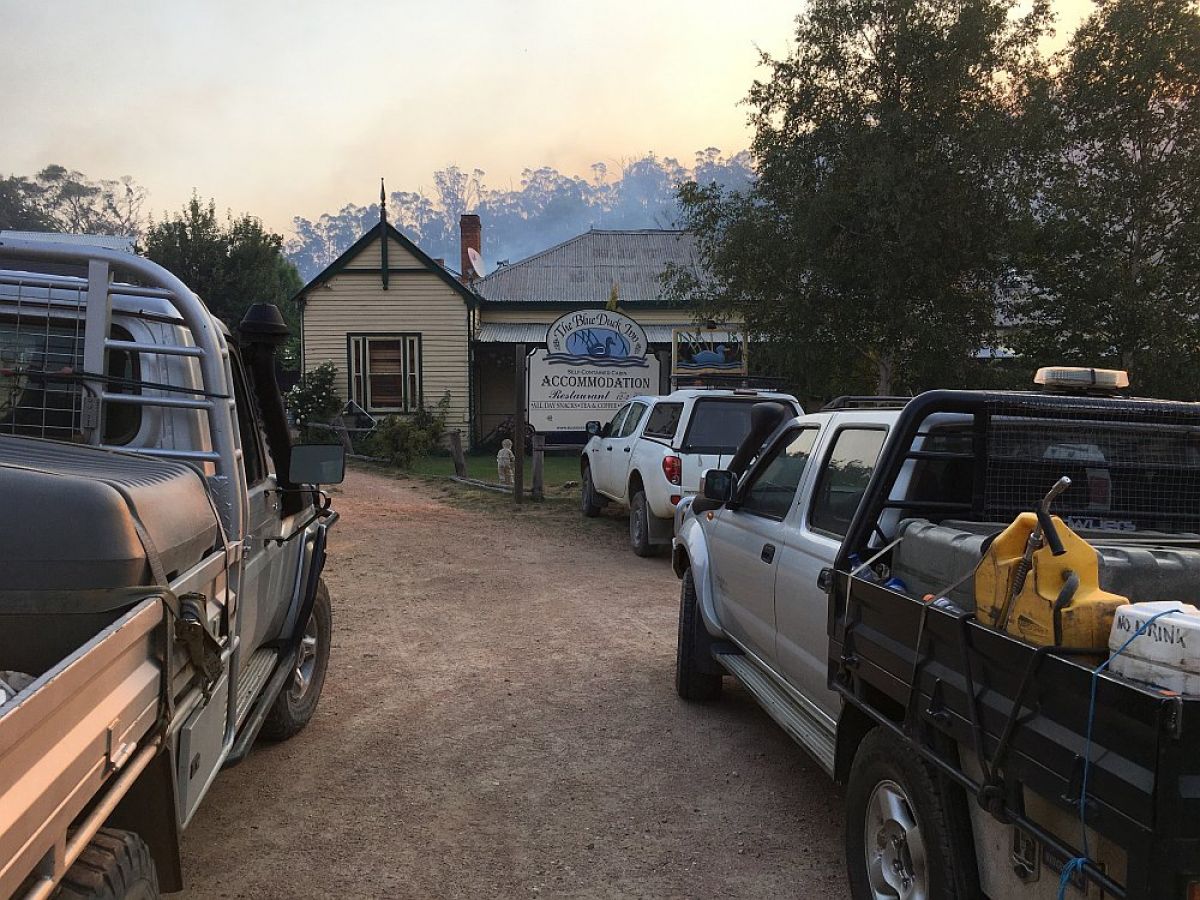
[448, 429, 467, 478]
[513, 344, 526, 505]
[531, 433, 545, 501]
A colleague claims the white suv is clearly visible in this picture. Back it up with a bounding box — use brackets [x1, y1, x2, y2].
[580, 389, 802, 556]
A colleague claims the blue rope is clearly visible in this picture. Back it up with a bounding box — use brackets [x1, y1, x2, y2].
[1056, 607, 1183, 900]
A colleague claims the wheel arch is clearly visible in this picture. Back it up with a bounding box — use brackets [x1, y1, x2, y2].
[834, 685, 904, 784]
[104, 746, 184, 892]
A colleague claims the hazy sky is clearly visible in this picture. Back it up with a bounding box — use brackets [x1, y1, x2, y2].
[4, 0, 1094, 233]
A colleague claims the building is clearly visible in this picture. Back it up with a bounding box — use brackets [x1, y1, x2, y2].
[294, 213, 477, 436]
[296, 210, 717, 445]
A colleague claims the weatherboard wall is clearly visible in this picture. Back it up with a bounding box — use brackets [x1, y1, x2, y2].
[300, 233, 470, 434]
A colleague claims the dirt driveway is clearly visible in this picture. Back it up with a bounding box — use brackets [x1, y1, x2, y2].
[180, 467, 849, 899]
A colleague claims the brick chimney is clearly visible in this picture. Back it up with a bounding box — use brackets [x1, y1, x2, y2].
[459, 213, 481, 284]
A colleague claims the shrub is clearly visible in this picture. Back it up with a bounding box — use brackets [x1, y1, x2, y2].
[287, 361, 342, 422]
[286, 361, 343, 443]
[365, 392, 451, 468]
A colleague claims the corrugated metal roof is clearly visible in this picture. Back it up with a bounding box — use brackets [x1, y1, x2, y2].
[0, 231, 137, 254]
[473, 229, 703, 305]
[475, 322, 737, 344]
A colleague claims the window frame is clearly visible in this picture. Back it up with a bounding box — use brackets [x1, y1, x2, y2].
[736, 426, 821, 522]
[346, 332, 423, 414]
[807, 424, 889, 539]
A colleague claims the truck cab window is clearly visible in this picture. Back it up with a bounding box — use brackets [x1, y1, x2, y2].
[618, 401, 648, 438]
[739, 427, 820, 520]
[607, 404, 631, 437]
[809, 427, 888, 537]
[230, 354, 267, 486]
[643, 402, 683, 440]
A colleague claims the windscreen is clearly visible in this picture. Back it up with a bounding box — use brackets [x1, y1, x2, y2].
[681, 399, 772, 453]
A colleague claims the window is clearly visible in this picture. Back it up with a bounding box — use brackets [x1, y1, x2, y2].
[739, 428, 819, 520]
[230, 353, 267, 486]
[682, 398, 794, 453]
[606, 404, 631, 437]
[0, 319, 140, 444]
[617, 401, 648, 438]
[348, 334, 422, 413]
[810, 427, 888, 537]
[643, 402, 683, 440]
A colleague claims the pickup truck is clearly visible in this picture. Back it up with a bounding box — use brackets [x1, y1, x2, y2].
[580, 388, 801, 556]
[673, 385, 1200, 900]
[0, 237, 343, 899]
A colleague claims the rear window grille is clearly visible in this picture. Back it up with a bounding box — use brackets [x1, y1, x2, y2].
[0, 279, 87, 440]
[984, 416, 1200, 534]
[0, 277, 140, 443]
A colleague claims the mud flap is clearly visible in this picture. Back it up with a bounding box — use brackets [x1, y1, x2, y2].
[648, 511, 674, 545]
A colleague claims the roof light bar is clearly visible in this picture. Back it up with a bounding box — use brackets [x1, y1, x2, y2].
[1034, 366, 1130, 391]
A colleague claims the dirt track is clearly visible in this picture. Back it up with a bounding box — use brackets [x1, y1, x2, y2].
[179, 468, 849, 898]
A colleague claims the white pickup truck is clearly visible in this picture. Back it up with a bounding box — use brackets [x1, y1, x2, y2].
[579, 388, 801, 556]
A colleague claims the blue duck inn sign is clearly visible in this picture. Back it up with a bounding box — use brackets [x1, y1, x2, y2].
[526, 310, 660, 433]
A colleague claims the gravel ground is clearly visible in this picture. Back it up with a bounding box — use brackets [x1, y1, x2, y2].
[179, 467, 849, 899]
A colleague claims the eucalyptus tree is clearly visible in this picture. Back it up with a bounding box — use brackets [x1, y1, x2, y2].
[670, 0, 1051, 396]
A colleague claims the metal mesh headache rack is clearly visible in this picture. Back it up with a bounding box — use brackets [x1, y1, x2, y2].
[0, 238, 246, 537]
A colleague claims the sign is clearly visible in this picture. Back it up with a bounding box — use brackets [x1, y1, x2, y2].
[527, 310, 660, 433]
[671, 326, 748, 378]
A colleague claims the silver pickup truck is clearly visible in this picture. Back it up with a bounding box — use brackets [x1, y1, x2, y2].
[0, 238, 343, 899]
[674, 388, 1200, 900]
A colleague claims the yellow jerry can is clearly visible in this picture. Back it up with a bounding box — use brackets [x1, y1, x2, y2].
[975, 512, 1128, 649]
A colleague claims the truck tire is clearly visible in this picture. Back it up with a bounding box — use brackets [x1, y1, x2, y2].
[55, 828, 159, 900]
[675, 568, 722, 701]
[846, 727, 975, 900]
[261, 578, 332, 742]
[580, 464, 603, 517]
[629, 491, 654, 557]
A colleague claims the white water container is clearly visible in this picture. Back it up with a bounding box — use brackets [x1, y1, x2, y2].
[1108, 602, 1200, 694]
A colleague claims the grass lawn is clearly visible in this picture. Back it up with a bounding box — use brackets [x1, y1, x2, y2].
[407, 451, 582, 494]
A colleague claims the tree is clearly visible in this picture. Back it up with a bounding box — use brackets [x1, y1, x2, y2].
[1013, 0, 1200, 398]
[669, 0, 1051, 397]
[0, 176, 53, 230]
[144, 196, 303, 361]
[0, 167, 146, 237]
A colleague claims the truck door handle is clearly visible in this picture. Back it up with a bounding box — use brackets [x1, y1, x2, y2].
[623, 447, 630, 453]
[761, 543, 776, 564]
[817, 567, 833, 592]
[606, 446, 612, 451]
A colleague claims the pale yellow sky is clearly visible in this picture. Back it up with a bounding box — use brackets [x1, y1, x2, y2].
[2, 0, 1095, 233]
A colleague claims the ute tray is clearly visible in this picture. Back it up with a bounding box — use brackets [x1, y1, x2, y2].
[829, 389, 1200, 900]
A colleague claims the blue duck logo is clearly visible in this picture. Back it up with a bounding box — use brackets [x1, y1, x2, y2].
[546, 311, 649, 368]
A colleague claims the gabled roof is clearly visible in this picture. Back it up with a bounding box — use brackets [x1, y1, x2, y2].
[292, 220, 477, 306]
[473, 229, 703, 306]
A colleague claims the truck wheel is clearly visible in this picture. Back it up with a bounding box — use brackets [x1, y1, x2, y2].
[261, 578, 332, 742]
[55, 828, 159, 900]
[676, 568, 722, 701]
[846, 727, 973, 900]
[629, 491, 654, 557]
[580, 465, 603, 517]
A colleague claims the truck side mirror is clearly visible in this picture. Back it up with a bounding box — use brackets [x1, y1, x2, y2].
[702, 469, 736, 503]
[586, 420, 602, 437]
[289, 444, 346, 485]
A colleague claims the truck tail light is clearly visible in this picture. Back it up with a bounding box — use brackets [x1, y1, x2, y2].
[1187, 880, 1200, 900]
[662, 455, 682, 486]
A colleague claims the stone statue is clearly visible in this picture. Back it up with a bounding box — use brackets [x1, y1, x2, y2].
[497, 438, 515, 486]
